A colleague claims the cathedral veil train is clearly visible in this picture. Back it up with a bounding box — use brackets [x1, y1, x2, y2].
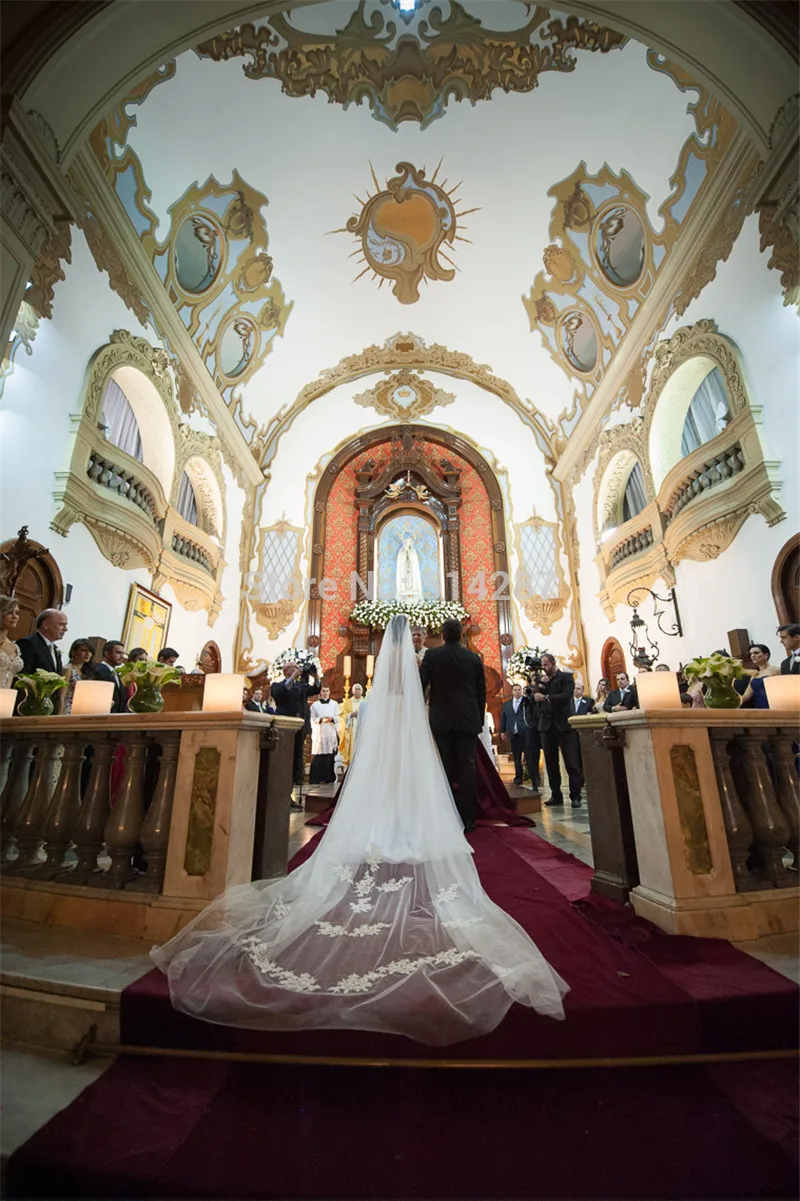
[152, 614, 568, 1044]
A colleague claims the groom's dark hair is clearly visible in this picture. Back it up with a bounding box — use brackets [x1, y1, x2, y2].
[441, 619, 462, 644]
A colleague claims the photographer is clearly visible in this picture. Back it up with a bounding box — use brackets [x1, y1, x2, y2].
[531, 653, 583, 808]
[270, 660, 321, 810]
[519, 667, 543, 794]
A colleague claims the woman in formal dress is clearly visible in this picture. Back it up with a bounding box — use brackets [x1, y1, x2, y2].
[153, 614, 567, 1044]
[740, 643, 780, 708]
[595, 678, 610, 709]
[0, 596, 22, 689]
[61, 638, 95, 714]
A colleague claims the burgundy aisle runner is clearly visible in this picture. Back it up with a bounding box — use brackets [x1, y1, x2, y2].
[120, 827, 798, 1062]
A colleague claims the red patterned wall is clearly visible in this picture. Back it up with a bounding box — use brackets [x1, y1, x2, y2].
[319, 438, 499, 674]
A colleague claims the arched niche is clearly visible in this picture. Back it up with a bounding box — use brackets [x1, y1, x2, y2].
[645, 322, 749, 492]
[105, 365, 175, 493]
[181, 453, 224, 539]
[597, 449, 642, 535]
[600, 637, 627, 689]
[375, 509, 443, 602]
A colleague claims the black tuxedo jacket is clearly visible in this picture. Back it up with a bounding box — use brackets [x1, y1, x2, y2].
[780, 656, 800, 675]
[419, 642, 485, 734]
[570, 695, 597, 717]
[16, 631, 62, 676]
[534, 669, 575, 733]
[270, 677, 320, 731]
[94, 661, 128, 714]
[500, 698, 527, 738]
[603, 685, 638, 713]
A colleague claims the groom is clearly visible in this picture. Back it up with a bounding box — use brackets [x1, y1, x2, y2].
[419, 618, 485, 833]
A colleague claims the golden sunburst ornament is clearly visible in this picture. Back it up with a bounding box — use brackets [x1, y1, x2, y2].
[334, 161, 478, 304]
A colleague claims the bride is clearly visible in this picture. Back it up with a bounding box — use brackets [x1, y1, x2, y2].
[152, 615, 568, 1044]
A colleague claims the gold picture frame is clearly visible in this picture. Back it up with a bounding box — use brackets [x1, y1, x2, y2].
[121, 584, 172, 659]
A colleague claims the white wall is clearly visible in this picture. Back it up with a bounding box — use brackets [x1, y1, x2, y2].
[574, 215, 800, 683]
[0, 231, 247, 670]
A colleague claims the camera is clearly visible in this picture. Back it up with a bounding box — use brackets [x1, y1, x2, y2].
[298, 663, 315, 682]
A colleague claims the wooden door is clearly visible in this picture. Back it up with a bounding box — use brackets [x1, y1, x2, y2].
[772, 534, 800, 626]
[601, 637, 627, 689]
[0, 538, 63, 637]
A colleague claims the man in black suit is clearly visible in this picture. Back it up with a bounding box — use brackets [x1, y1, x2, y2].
[17, 608, 68, 676]
[419, 618, 485, 833]
[777, 624, 800, 674]
[532, 653, 583, 808]
[270, 662, 320, 810]
[603, 671, 638, 713]
[500, 683, 528, 785]
[571, 681, 597, 717]
[94, 640, 128, 713]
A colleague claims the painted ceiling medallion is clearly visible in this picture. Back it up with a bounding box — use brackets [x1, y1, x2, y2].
[340, 162, 475, 303]
[196, 4, 626, 133]
[353, 368, 456, 420]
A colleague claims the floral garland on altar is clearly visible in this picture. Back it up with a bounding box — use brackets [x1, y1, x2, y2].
[507, 646, 549, 684]
[350, 598, 469, 632]
[268, 647, 323, 682]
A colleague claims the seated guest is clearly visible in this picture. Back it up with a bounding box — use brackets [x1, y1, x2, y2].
[603, 671, 637, 712]
[740, 643, 780, 708]
[777, 624, 800, 675]
[17, 608, 68, 675]
[61, 638, 95, 714]
[127, 647, 148, 663]
[571, 681, 596, 716]
[94, 640, 128, 713]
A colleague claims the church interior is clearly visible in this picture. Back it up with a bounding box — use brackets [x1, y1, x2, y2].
[0, 0, 798, 1196]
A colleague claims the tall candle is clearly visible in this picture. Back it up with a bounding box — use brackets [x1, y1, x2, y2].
[366, 654, 375, 677]
[343, 656, 352, 677]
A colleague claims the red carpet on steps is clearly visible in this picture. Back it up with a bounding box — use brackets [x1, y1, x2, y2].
[6, 828, 799, 1200]
[119, 827, 798, 1062]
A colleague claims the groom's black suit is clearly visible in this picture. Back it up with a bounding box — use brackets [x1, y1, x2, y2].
[419, 641, 485, 832]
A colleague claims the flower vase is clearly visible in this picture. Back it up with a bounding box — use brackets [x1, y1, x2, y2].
[128, 685, 164, 715]
[18, 692, 54, 717]
[703, 675, 741, 709]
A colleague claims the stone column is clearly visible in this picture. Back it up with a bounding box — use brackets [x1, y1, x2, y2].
[736, 731, 792, 886]
[64, 735, 115, 884]
[9, 737, 62, 874]
[103, 734, 148, 888]
[35, 736, 85, 877]
[771, 729, 800, 872]
[709, 728, 756, 890]
[0, 739, 34, 864]
[129, 733, 180, 892]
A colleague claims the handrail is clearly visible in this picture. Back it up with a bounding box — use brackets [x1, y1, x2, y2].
[86, 449, 160, 525]
[663, 441, 745, 522]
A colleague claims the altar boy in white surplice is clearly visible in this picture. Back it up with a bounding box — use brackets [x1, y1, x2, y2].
[309, 686, 340, 784]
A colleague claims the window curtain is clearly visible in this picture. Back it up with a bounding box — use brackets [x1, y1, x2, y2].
[177, 471, 199, 526]
[681, 367, 731, 456]
[622, 461, 647, 523]
[100, 379, 143, 462]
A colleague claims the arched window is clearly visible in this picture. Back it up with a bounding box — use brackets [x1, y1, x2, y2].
[680, 366, 731, 456]
[622, 462, 647, 523]
[100, 378, 143, 462]
[176, 470, 199, 526]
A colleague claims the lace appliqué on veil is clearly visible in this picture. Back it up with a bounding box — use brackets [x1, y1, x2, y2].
[330, 949, 481, 995]
[237, 936, 321, 993]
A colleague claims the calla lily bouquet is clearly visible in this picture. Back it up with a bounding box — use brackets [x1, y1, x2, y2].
[683, 653, 744, 683]
[15, 669, 68, 698]
[117, 659, 182, 689]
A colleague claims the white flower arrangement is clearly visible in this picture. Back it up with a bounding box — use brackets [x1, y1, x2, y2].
[350, 598, 469, 632]
[268, 646, 322, 682]
[507, 645, 549, 684]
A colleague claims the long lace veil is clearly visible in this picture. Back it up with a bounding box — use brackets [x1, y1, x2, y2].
[152, 614, 568, 1044]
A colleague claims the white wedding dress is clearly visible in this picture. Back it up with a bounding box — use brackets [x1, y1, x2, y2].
[152, 615, 568, 1044]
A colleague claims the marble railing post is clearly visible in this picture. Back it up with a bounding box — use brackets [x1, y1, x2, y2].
[9, 737, 63, 873]
[35, 737, 85, 878]
[0, 740, 13, 798]
[708, 729, 756, 890]
[771, 730, 800, 872]
[735, 731, 792, 886]
[103, 734, 148, 888]
[130, 732, 180, 892]
[63, 735, 115, 883]
[0, 739, 34, 863]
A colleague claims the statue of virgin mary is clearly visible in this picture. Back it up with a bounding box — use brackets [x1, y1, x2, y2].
[395, 532, 423, 602]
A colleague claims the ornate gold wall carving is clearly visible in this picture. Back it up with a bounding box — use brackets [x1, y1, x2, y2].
[353, 368, 455, 420]
[249, 515, 305, 641]
[513, 515, 569, 636]
[25, 223, 72, 321]
[340, 162, 470, 303]
[196, 6, 625, 132]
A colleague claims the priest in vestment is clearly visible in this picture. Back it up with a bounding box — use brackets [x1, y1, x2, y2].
[338, 683, 364, 767]
[309, 686, 340, 784]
